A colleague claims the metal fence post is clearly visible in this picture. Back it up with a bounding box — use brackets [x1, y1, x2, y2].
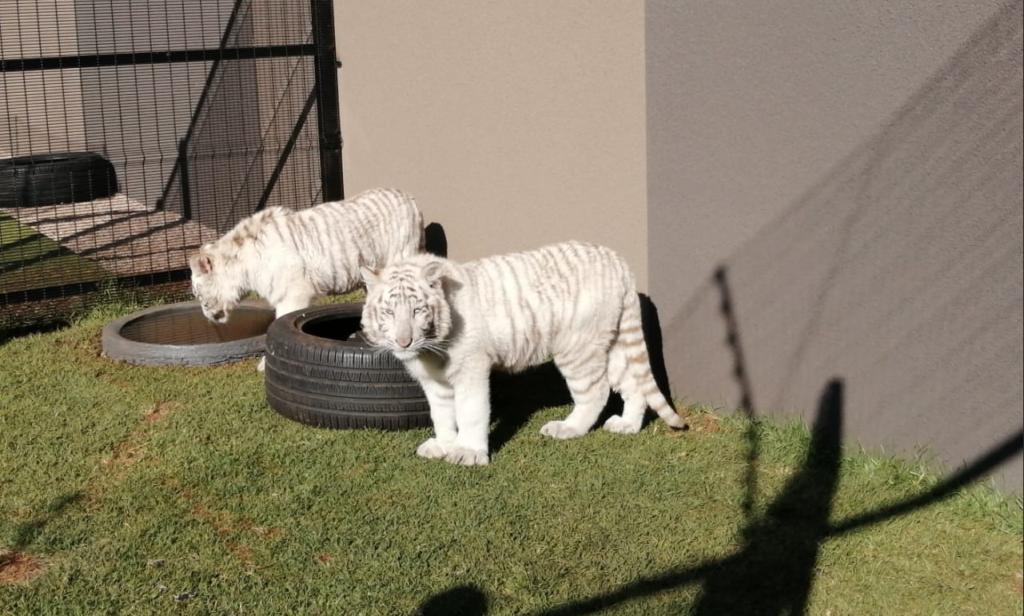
[178, 138, 192, 221]
[310, 0, 344, 202]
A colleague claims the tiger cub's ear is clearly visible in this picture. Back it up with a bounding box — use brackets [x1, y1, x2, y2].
[189, 252, 214, 275]
[421, 261, 446, 287]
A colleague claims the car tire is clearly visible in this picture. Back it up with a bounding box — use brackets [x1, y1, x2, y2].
[0, 152, 119, 208]
[264, 303, 431, 431]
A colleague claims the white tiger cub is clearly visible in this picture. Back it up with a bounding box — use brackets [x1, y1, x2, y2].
[360, 240, 688, 466]
[189, 187, 424, 370]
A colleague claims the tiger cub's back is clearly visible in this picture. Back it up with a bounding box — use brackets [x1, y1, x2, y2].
[460, 241, 685, 435]
[456, 241, 637, 370]
[303, 187, 424, 268]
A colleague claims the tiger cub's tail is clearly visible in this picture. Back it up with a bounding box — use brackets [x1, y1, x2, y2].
[617, 291, 688, 429]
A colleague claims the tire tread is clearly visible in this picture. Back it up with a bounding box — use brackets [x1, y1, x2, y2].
[264, 303, 430, 431]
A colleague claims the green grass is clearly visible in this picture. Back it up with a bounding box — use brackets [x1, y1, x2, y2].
[0, 214, 113, 294]
[1, 302, 1021, 616]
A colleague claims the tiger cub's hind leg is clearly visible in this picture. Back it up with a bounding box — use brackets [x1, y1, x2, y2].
[602, 344, 645, 434]
[540, 350, 611, 440]
[257, 284, 319, 372]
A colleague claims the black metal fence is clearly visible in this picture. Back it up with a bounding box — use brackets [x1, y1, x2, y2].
[1, 0, 341, 328]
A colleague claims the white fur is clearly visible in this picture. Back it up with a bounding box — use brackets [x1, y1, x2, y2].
[360, 241, 687, 465]
[189, 188, 424, 369]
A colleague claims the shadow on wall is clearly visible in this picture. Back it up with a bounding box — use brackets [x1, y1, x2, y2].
[424, 222, 448, 258]
[663, 0, 1024, 493]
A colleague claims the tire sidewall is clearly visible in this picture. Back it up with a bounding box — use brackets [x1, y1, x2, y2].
[0, 151, 119, 208]
[101, 300, 273, 366]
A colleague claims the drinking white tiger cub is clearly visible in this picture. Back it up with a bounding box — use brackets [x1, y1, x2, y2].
[360, 240, 688, 466]
[189, 187, 424, 370]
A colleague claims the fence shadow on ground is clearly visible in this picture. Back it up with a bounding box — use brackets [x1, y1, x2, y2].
[416, 378, 1022, 615]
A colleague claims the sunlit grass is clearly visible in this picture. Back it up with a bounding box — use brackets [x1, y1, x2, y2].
[0, 214, 113, 294]
[0, 302, 1020, 615]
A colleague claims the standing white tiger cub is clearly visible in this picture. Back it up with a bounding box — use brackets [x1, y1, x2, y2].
[189, 187, 424, 370]
[360, 240, 688, 466]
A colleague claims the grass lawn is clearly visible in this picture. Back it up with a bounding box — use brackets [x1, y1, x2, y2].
[0, 213, 113, 295]
[1, 302, 1021, 616]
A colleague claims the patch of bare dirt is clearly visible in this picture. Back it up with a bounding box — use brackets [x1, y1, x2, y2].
[226, 542, 254, 567]
[54, 332, 104, 358]
[242, 524, 282, 539]
[86, 403, 186, 509]
[144, 402, 181, 423]
[113, 402, 180, 447]
[101, 403, 180, 470]
[164, 478, 283, 543]
[96, 371, 132, 390]
[668, 412, 720, 437]
[0, 550, 46, 585]
[105, 438, 146, 469]
[191, 504, 237, 535]
[692, 413, 721, 433]
[188, 501, 281, 569]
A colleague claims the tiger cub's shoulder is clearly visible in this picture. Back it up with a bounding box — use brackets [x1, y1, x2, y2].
[219, 206, 291, 248]
[326, 187, 419, 209]
[469, 240, 627, 271]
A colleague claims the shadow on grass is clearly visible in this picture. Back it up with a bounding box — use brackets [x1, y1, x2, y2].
[416, 380, 1023, 615]
[4, 492, 83, 552]
[521, 378, 846, 616]
[414, 584, 488, 616]
[689, 379, 843, 615]
[489, 363, 573, 455]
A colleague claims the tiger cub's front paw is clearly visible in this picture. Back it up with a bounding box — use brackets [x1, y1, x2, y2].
[540, 420, 586, 440]
[416, 438, 450, 459]
[445, 447, 490, 466]
[603, 415, 642, 434]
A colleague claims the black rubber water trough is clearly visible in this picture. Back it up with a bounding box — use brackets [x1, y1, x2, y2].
[102, 300, 275, 366]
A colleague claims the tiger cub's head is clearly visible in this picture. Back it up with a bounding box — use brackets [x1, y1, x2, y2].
[360, 257, 452, 360]
[189, 244, 244, 324]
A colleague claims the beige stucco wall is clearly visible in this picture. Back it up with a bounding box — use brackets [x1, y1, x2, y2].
[334, 0, 649, 286]
[647, 0, 1023, 492]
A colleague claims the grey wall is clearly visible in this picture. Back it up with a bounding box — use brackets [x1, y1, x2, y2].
[647, 0, 1023, 493]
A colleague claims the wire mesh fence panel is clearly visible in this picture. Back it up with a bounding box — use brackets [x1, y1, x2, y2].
[1, 0, 340, 329]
